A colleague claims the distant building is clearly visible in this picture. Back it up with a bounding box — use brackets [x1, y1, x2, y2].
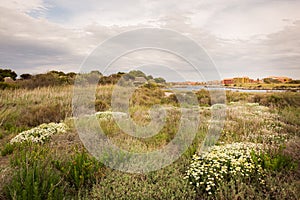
[221, 76, 259, 85]
[222, 78, 234, 85]
[233, 77, 250, 84]
[266, 76, 292, 83]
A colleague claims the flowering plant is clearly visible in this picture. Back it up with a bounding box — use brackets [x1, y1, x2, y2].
[185, 143, 265, 195]
[10, 122, 68, 144]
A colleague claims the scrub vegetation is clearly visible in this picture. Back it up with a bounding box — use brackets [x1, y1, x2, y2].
[0, 70, 299, 199]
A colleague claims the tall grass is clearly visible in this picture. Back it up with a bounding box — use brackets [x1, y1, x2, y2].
[0, 85, 299, 199]
[0, 86, 73, 135]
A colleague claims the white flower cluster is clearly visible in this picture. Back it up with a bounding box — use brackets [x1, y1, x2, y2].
[95, 111, 128, 121]
[10, 122, 68, 144]
[185, 143, 264, 195]
[225, 102, 288, 144]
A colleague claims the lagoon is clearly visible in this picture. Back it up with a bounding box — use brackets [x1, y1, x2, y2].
[170, 85, 288, 93]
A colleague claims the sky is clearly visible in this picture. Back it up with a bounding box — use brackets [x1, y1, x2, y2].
[0, 0, 300, 81]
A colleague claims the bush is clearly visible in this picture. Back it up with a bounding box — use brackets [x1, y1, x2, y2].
[1, 143, 15, 156]
[252, 93, 300, 108]
[18, 103, 70, 127]
[185, 143, 265, 195]
[95, 99, 109, 111]
[19, 72, 75, 89]
[53, 150, 104, 191]
[10, 122, 68, 144]
[90, 161, 196, 200]
[0, 82, 18, 90]
[0, 69, 17, 81]
[5, 145, 67, 200]
[251, 147, 297, 172]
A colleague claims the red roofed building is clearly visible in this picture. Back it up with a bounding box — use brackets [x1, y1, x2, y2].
[222, 78, 234, 85]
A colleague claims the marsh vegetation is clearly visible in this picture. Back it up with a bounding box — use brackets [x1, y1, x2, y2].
[0, 81, 299, 199]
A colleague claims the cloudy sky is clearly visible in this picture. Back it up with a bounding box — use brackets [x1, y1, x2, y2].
[0, 0, 300, 81]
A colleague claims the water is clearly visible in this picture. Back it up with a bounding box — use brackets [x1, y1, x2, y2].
[169, 85, 286, 93]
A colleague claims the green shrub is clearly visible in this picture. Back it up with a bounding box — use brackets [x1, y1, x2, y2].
[90, 161, 196, 200]
[1, 142, 15, 156]
[95, 99, 109, 111]
[53, 150, 104, 190]
[0, 82, 18, 90]
[252, 93, 300, 108]
[5, 145, 67, 200]
[251, 148, 297, 172]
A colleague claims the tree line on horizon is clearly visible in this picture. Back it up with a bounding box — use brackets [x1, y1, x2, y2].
[0, 68, 166, 89]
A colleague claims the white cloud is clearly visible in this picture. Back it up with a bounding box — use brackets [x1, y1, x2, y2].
[1, 0, 47, 13]
[0, 0, 299, 79]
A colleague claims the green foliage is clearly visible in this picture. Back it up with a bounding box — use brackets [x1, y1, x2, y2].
[0, 73, 299, 199]
[95, 99, 109, 111]
[129, 87, 165, 106]
[252, 92, 300, 108]
[5, 145, 67, 200]
[146, 75, 153, 80]
[1, 142, 15, 156]
[98, 70, 166, 85]
[251, 148, 297, 172]
[128, 70, 146, 78]
[53, 150, 104, 191]
[153, 77, 166, 83]
[195, 89, 211, 106]
[278, 106, 300, 126]
[19, 71, 75, 89]
[76, 72, 102, 85]
[20, 73, 32, 80]
[99, 73, 123, 85]
[0, 68, 17, 81]
[90, 160, 196, 200]
[226, 91, 250, 103]
[90, 70, 102, 76]
[0, 82, 18, 90]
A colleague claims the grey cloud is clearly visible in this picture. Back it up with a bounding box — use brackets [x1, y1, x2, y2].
[0, 0, 299, 79]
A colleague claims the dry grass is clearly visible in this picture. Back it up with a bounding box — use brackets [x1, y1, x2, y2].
[0, 86, 299, 199]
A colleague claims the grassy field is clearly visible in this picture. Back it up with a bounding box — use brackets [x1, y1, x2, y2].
[0, 85, 299, 199]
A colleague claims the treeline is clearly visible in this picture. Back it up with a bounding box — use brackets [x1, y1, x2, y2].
[0, 68, 166, 89]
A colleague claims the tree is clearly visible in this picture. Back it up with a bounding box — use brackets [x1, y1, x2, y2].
[90, 70, 103, 76]
[128, 70, 146, 78]
[20, 73, 32, 80]
[154, 77, 166, 84]
[48, 70, 66, 76]
[66, 72, 77, 78]
[146, 75, 153, 80]
[0, 69, 17, 81]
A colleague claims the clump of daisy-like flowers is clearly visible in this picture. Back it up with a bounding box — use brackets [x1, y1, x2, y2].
[10, 122, 68, 144]
[185, 143, 265, 195]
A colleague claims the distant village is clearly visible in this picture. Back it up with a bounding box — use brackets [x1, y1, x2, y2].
[172, 76, 295, 86]
[1, 68, 298, 88]
[221, 76, 292, 85]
